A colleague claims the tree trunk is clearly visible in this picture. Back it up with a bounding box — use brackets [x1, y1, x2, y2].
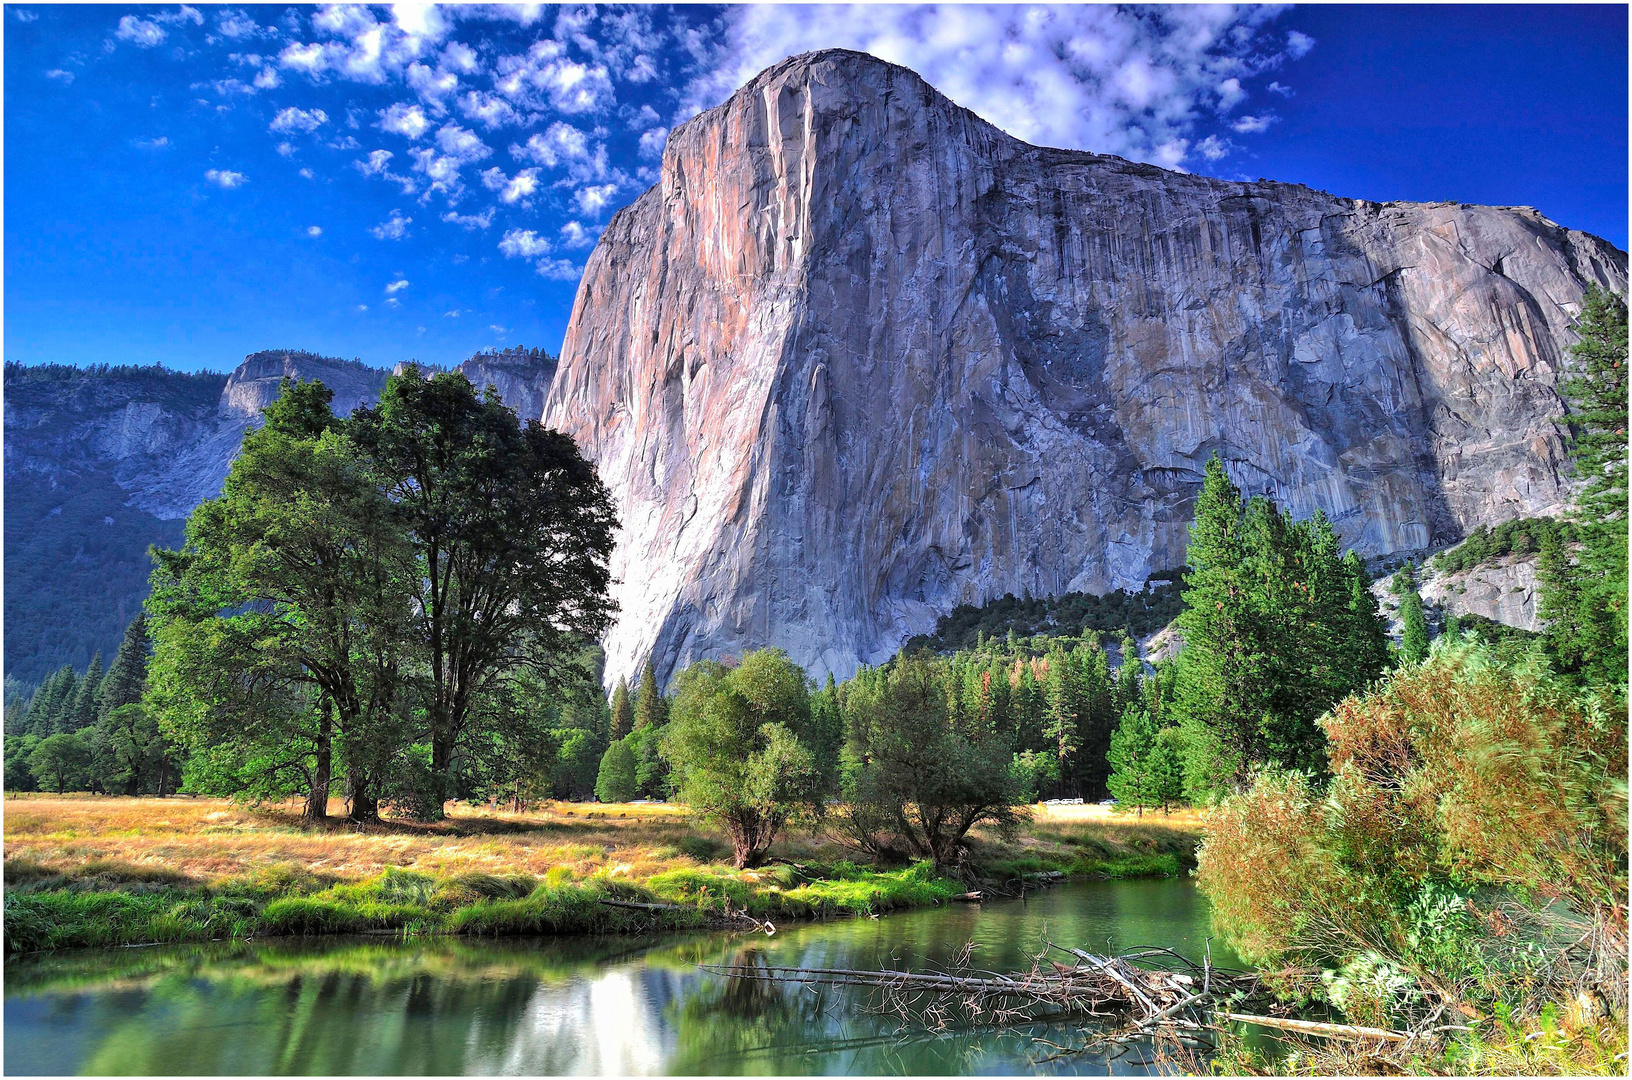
[305, 705, 333, 823]
[428, 733, 453, 822]
[348, 773, 379, 823]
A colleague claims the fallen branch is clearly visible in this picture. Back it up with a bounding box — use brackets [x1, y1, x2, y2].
[1215, 1012, 1410, 1043]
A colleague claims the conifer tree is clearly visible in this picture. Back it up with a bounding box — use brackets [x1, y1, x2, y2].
[66, 654, 103, 733]
[609, 677, 633, 740]
[1042, 644, 1082, 795]
[1076, 642, 1114, 797]
[1114, 632, 1142, 713]
[25, 667, 76, 738]
[99, 615, 151, 719]
[594, 738, 637, 803]
[1541, 286, 1628, 692]
[1106, 703, 1160, 816]
[1396, 563, 1430, 663]
[1152, 727, 1187, 811]
[633, 658, 667, 730]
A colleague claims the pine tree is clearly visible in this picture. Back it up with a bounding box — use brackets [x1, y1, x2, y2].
[1042, 644, 1082, 795]
[24, 666, 76, 737]
[1173, 455, 1271, 786]
[1114, 632, 1142, 714]
[1541, 286, 1628, 692]
[1396, 563, 1430, 663]
[1341, 551, 1391, 688]
[65, 654, 103, 733]
[1107, 703, 1160, 816]
[594, 738, 637, 803]
[1013, 662, 1045, 753]
[1076, 642, 1114, 797]
[99, 615, 151, 719]
[1152, 727, 1187, 811]
[609, 677, 633, 740]
[633, 659, 667, 730]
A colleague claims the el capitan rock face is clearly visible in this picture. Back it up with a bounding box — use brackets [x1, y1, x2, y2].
[543, 49, 1627, 690]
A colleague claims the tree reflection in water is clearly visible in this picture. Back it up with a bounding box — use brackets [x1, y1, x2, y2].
[6, 879, 1235, 1075]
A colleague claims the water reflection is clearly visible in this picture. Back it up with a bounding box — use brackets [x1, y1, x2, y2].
[6, 879, 1238, 1075]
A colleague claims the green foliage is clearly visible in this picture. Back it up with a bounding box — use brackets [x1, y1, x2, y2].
[835, 652, 1030, 868]
[1197, 641, 1626, 1025]
[609, 678, 633, 740]
[1171, 455, 1388, 795]
[1541, 287, 1629, 695]
[662, 650, 824, 868]
[1106, 704, 1167, 814]
[348, 366, 619, 814]
[1395, 562, 1431, 663]
[27, 732, 94, 793]
[633, 659, 667, 731]
[594, 738, 638, 804]
[1432, 517, 1576, 575]
[901, 576, 1184, 655]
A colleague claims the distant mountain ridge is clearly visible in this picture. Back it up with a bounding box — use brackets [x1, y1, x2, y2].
[3, 348, 557, 685]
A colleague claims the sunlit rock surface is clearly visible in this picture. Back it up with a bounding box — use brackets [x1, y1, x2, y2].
[543, 49, 1627, 688]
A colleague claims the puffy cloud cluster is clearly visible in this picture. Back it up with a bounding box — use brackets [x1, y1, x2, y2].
[682, 5, 1312, 171]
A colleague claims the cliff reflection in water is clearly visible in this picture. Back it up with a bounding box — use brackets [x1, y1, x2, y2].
[6, 878, 1236, 1076]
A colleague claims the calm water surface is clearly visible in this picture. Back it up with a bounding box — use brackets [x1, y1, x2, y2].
[5, 878, 1240, 1075]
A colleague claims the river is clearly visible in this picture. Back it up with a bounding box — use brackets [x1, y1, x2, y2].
[5, 878, 1242, 1075]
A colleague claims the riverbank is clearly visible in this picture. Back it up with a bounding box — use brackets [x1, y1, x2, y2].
[3, 795, 1200, 953]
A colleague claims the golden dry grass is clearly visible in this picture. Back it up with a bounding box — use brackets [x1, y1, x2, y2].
[2, 794, 718, 888]
[2, 793, 1204, 890]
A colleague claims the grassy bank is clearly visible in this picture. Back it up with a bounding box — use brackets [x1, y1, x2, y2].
[3, 795, 1199, 953]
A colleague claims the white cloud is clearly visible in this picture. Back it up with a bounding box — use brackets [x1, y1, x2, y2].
[270, 106, 329, 133]
[114, 16, 166, 47]
[637, 126, 668, 160]
[490, 324, 508, 335]
[357, 149, 394, 176]
[306, 225, 323, 237]
[442, 207, 495, 230]
[498, 228, 551, 258]
[434, 122, 490, 161]
[444, 309, 464, 317]
[1286, 31, 1316, 60]
[493, 39, 615, 114]
[1267, 81, 1293, 97]
[205, 168, 247, 189]
[13, 9, 38, 22]
[1230, 114, 1275, 134]
[133, 136, 170, 149]
[442, 42, 480, 73]
[379, 102, 431, 138]
[513, 122, 608, 182]
[407, 60, 460, 110]
[385, 278, 410, 294]
[356, 304, 369, 312]
[276, 141, 296, 157]
[559, 220, 597, 248]
[299, 167, 316, 179]
[481, 166, 540, 204]
[1195, 135, 1232, 162]
[1216, 77, 1245, 112]
[371, 211, 412, 240]
[253, 66, 281, 89]
[535, 258, 580, 281]
[45, 69, 75, 84]
[682, 5, 1302, 171]
[217, 10, 270, 40]
[457, 90, 521, 129]
[574, 183, 619, 217]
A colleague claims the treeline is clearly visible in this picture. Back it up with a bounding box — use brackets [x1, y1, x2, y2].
[4, 617, 178, 796]
[901, 575, 1184, 654]
[2, 360, 228, 384]
[1430, 515, 1576, 575]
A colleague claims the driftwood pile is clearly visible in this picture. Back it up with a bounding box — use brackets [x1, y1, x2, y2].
[703, 941, 1413, 1063]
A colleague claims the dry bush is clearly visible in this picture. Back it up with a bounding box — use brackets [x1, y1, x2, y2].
[1198, 640, 1628, 1026]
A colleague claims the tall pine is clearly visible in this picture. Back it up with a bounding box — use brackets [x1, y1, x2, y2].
[609, 676, 634, 740]
[99, 615, 152, 719]
[633, 658, 668, 730]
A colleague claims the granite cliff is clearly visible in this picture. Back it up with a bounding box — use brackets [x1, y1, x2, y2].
[542, 49, 1627, 688]
[4, 350, 555, 684]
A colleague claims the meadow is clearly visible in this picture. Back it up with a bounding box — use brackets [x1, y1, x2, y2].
[2, 794, 1199, 953]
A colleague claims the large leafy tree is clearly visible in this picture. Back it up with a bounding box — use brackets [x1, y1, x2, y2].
[662, 650, 824, 868]
[348, 368, 618, 815]
[1541, 286, 1628, 694]
[837, 653, 1029, 870]
[147, 379, 416, 822]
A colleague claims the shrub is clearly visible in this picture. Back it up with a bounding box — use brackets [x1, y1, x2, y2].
[1198, 640, 1628, 1024]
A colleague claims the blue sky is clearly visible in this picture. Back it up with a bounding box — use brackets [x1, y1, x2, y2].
[5, 4, 1626, 374]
